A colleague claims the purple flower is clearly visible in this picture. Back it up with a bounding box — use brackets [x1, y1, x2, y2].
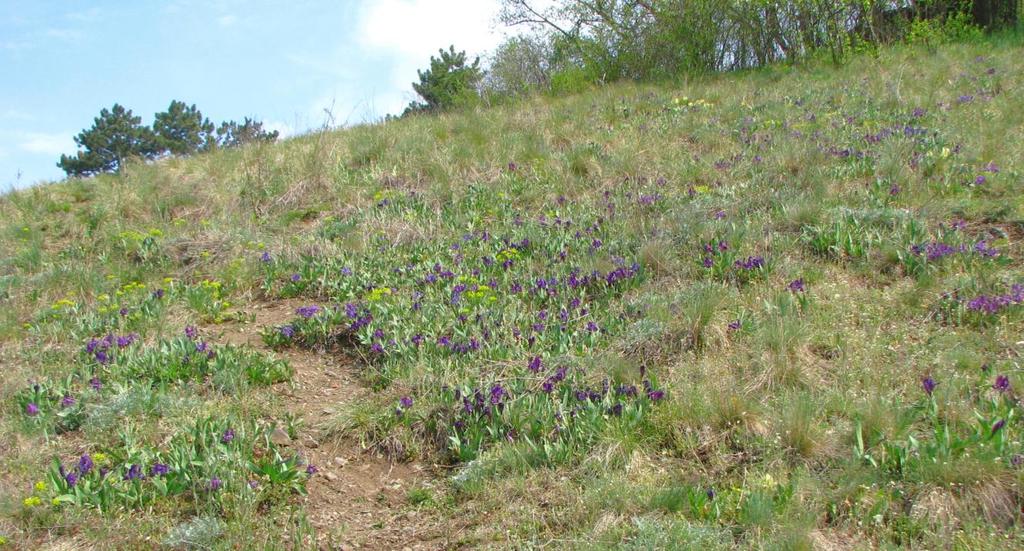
[290, 273, 301, 283]
[209, 477, 222, 491]
[728, 320, 741, 331]
[124, 464, 143, 481]
[975, 175, 987, 185]
[399, 396, 413, 409]
[61, 395, 76, 408]
[994, 375, 1011, 393]
[118, 307, 129, 317]
[912, 107, 926, 117]
[734, 256, 765, 270]
[788, 278, 805, 293]
[973, 240, 999, 258]
[306, 464, 318, 476]
[260, 251, 272, 263]
[25, 403, 39, 416]
[185, 326, 198, 340]
[713, 210, 726, 220]
[90, 377, 102, 391]
[586, 321, 599, 332]
[77, 454, 94, 475]
[922, 376, 937, 396]
[296, 305, 321, 319]
[95, 350, 109, 364]
[647, 389, 665, 401]
[992, 419, 1006, 434]
[65, 471, 78, 486]
[702, 257, 713, 268]
[490, 384, 506, 405]
[151, 464, 170, 476]
[528, 356, 542, 373]
[221, 428, 235, 444]
[279, 325, 295, 338]
[152, 288, 165, 299]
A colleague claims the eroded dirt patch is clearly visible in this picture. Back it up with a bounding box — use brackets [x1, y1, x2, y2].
[215, 300, 449, 549]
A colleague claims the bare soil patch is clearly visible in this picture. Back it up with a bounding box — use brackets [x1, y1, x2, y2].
[215, 300, 451, 550]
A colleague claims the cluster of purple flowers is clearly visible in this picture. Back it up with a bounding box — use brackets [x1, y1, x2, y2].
[912, 240, 999, 261]
[734, 256, 765, 270]
[966, 284, 1024, 315]
[455, 384, 509, 420]
[911, 242, 966, 261]
[58, 454, 99, 487]
[85, 333, 139, 364]
[296, 305, 321, 319]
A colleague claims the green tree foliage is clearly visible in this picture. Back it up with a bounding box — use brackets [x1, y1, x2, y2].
[485, 34, 555, 96]
[214, 117, 279, 148]
[58, 104, 279, 178]
[153, 100, 216, 155]
[57, 104, 160, 177]
[494, 0, 1010, 92]
[404, 46, 483, 115]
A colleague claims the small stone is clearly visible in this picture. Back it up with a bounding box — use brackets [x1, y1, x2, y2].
[333, 456, 346, 466]
[270, 428, 292, 445]
[325, 472, 338, 481]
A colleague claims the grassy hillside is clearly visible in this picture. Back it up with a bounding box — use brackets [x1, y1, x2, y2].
[2, 35, 1024, 549]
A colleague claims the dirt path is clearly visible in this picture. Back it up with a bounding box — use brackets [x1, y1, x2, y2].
[216, 300, 448, 550]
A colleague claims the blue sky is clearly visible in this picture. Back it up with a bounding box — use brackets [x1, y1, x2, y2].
[0, 0, 505, 190]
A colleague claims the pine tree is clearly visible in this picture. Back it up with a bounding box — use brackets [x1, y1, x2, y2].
[214, 117, 279, 148]
[153, 100, 215, 155]
[57, 104, 160, 177]
[404, 46, 482, 115]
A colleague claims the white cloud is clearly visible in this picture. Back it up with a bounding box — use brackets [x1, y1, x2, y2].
[2, 109, 34, 121]
[65, 8, 102, 23]
[18, 132, 75, 156]
[217, 14, 238, 27]
[264, 120, 295, 139]
[358, 0, 504, 59]
[45, 28, 84, 41]
[354, 0, 506, 116]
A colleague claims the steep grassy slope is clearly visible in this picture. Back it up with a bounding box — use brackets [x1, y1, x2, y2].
[2, 36, 1024, 549]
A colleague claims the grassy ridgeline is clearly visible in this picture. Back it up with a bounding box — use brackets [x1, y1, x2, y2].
[2, 35, 1024, 548]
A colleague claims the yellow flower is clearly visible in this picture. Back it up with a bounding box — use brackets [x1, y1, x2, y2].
[23, 495, 42, 507]
[34, 481, 46, 492]
[98, 293, 110, 302]
[50, 298, 76, 310]
[93, 452, 108, 464]
[163, 277, 174, 284]
[367, 287, 393, 302]
[51, 497, 62, 506]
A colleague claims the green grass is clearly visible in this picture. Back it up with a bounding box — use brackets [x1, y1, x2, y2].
[3, 33, 1024, 548]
